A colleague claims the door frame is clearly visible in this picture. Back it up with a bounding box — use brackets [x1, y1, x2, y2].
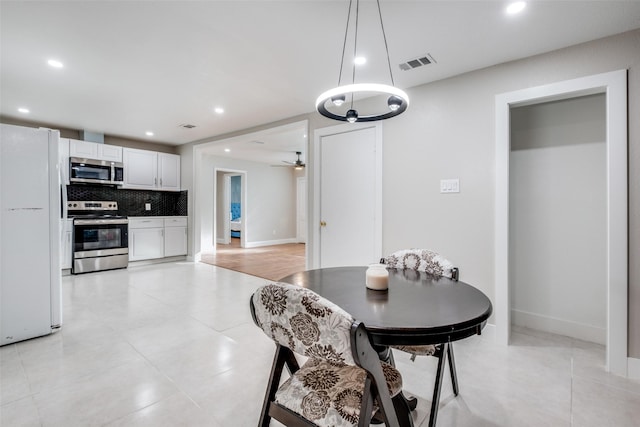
[214, 168, 247, 249]
[221, 174, 231, 245]
[312, 122, 383, 269]
[495, 70, 628, 376]
[296, 176, 307, 243]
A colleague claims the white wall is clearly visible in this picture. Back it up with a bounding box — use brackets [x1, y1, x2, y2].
[197, 154, 296, 251]
[182, 29, 640, 358]
[379, 30, 639, 335]
[509, 95, 607, 343]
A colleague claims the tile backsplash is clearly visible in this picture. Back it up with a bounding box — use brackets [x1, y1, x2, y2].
[67, 185, 187, 216]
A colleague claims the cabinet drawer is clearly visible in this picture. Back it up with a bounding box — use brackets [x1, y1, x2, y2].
[128, 218, 164, 229]
[164, 217, 187, 227]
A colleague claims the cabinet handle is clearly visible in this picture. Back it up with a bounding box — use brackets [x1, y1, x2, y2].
[154, 177, 157, 185]
[160, 178, 163, 186]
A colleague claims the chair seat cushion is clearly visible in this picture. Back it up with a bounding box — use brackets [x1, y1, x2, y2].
[392, 344, 437, 356]
[275, 358, 402, 427]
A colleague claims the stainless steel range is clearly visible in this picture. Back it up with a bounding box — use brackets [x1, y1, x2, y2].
[68, 201, 128, 274]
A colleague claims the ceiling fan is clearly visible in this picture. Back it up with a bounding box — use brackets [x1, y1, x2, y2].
[272, 151, 305, 170]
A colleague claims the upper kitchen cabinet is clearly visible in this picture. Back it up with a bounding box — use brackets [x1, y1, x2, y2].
[123, 148, 157, 189]
[122, 148, 180, 191]
[69, 139, 123, 162]
[158, 152, 180, 191]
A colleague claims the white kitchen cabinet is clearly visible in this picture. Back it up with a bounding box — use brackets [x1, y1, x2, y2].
[60, 219, 73, 269]
[164, 217, 187, 256]
[128, 217, 187, 261]
[69, 139, 98, 159]
[123, 148, 180, 191]
[97, 144, 122, 162]
[69, 139, 122, 162]
[128, 218, 165, 261]
[123, 148, 157, 189]
[158, 153, 181, 191]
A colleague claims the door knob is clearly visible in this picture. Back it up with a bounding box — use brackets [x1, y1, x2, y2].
[320, 221, 327, 227]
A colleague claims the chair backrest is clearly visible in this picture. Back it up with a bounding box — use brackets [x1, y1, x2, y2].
[250, 282, 358, 366]
[380, 248, 459, 280]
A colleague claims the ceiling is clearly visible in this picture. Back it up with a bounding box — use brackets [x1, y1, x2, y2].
[2, 1, 640, 161]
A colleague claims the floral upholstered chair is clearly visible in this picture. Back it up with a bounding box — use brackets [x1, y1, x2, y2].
[250, 282, 405, 427]
[380, 248, 460, 427]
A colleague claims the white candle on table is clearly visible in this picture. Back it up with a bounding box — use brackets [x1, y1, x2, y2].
[366, 264, 389, 290]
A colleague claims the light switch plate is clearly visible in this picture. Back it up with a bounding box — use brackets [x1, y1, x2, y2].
[440, 179, 460, 193]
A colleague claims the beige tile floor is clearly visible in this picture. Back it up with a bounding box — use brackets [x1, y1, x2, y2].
[1, 261, 639, 426]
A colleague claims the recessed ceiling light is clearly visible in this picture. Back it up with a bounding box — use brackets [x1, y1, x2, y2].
[354, 56, 367, 65]
[145, 131, 154, 136]
[224, 148, 231, 153]
[506, 1, 526, 15]
[47, 59, 64, 68]
[214, 107, 224, 114]
[18, 107, 30, 114]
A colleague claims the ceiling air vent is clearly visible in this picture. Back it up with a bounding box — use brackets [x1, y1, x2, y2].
[179, 124, 196, 129]
[399, 54, 436, 71]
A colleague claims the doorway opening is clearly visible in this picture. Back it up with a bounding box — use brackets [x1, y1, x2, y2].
[215, 169, 246, 248]
[509, 94, 606, 344]
[495, 70, 628, 376]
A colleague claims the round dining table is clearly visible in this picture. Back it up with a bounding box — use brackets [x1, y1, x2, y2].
[280, 266, 492, 347]
[279, 266, 493, 427]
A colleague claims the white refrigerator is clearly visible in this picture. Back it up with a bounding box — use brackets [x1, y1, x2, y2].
[1, 124, 62, 346]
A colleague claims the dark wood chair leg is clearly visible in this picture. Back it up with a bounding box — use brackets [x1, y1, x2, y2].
[258, 345, 290, 427]
[391, 393, 415, 427]
[428, 343, 448, 427]
[447, 343, 459, 396]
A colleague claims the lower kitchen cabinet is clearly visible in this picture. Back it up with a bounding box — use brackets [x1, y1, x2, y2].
[128, 218, 164, 261]
[164, 217, 187, 257]
[128, 217, 187, 261]
[61, 219, 73, 269]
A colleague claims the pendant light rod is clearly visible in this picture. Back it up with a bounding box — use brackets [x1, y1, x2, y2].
[352, 0, 359, 86]
[337, 0, 353, 86]
[376, 0, 395, 86]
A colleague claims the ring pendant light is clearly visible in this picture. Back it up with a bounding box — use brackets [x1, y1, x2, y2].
[315, 0, 409, 123]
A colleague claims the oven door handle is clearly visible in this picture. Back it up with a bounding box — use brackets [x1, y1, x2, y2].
[73, 218, 129, 226]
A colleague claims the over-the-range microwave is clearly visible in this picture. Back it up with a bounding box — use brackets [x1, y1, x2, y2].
[70, 157, 124, 186]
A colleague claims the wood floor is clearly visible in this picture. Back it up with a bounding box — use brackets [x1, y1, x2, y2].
[200, 238, 306, 281]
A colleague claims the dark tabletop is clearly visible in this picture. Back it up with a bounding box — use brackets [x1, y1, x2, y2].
[280, 266, 493, 346]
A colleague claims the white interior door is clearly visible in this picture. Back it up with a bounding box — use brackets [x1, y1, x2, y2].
[315, 123, 382, 268]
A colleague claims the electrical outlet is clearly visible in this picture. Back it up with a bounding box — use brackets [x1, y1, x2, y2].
[145, 203, 151, 211]
[440, 179, 460, 193]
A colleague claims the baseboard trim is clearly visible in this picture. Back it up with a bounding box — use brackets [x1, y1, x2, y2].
[128, 256, 187, 268]
[480, 323, 496, 342]
[628, 357, 640, 380]
[244, 238, 298, 248]
[511, 309, 605, 345]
